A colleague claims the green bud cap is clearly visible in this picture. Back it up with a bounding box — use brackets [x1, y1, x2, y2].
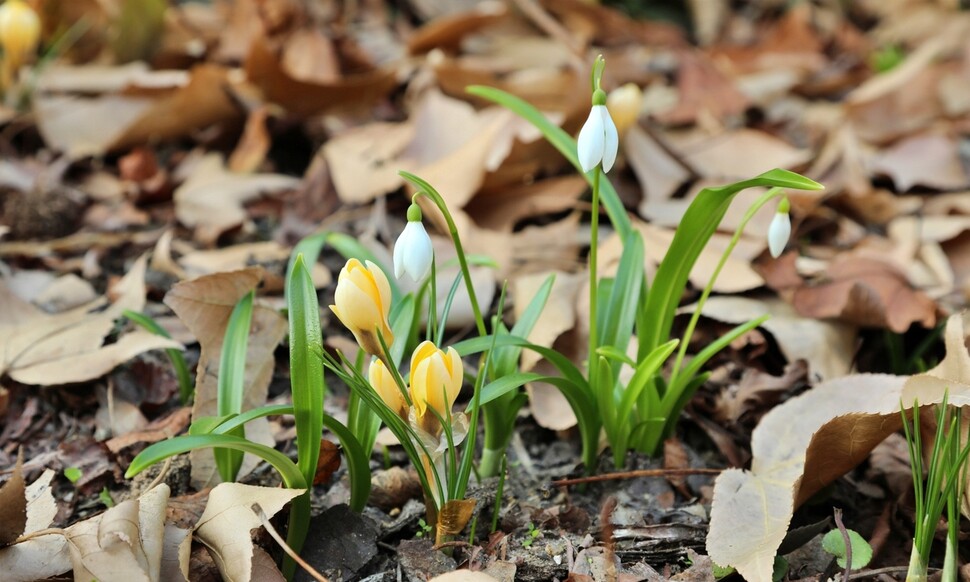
[777, 197, 790, 214]
[592, 89, 607, 106]
[407, 202, 423, 222]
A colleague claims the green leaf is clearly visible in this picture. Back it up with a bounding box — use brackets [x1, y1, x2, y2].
[287, 256, 326, 488]
[598, 230, 644, 356]
[64, 467, 82, 484]
[215, 291, 254, 483]
[493, 274, 555, 375]
[453, 334, 588, 392]
[189, 414, 236, 435]
[126, 434, 306, 490]
[822, 529, 873, 569]
[321, 414, 371, 512]
[99, 487, 115, 508]
[113, 0, 166, 63]
[123, 309, 194, 405]
[466, 85, 632, 240]
[473, 372, 546, 409]
[639, 170, 822, 356]
[595, 345, 636, 368]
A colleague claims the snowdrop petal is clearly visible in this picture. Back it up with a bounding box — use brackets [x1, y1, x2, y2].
[599, 105, 619, 173]
[577, 106, 605, 173]
[394, 221, 434, 282]
[767, 211, 791, 258]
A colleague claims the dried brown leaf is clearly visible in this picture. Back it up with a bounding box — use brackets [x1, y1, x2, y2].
[245, 35, 397, 117]
[707, 373, 906, 581]
[0, 255, 179, 386]
[193, 483, 303, 582]
[173, 153, 299, 245]
[871, 133, 969, 192]
[66, 484, 170, 582]
[791, 255, 937, 332]
[0, 452, 26, 545]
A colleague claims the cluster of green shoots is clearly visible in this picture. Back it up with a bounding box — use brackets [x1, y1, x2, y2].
[124, 54, 826, 579]
[902, 394, 970, 582]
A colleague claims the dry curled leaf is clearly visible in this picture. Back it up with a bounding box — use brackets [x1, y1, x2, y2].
[436, 498, 477, 538]
[790, 255, 937, 332]
[192, 483, 304, 582]
[0, 255, 182, 386]
[173, 153, 299, 246]
[707, 373, 906, 582]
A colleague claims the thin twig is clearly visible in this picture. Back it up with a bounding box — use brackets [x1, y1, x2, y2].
[145, 457, 172, 492]
[433, 540, 474, 552]
[846, 566, 925, 580]
[251, 503, 329, 582]
[551, 467, 722, 487]
[833, 507, 851, 582]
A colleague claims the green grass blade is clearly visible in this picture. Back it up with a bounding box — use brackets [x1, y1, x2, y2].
[126, 434, 306, 489]
[466, 85, 632, 240]
[215, 291, 254, 482]
[123, 309, 194, 404]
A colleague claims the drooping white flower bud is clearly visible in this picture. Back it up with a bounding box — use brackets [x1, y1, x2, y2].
[767, 197, 792, 259]
[577, 89, 619, 174]
[393, 203, 434, 282]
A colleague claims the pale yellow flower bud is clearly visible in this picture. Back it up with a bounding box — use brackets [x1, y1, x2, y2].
[369, 358, 407, 419]
[409, 341, 463, 434]
[606, 83, 643, 137]
[329, 258, 394, 357]
[0, 0, 39, 72]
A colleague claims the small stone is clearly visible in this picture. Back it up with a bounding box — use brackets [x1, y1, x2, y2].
[397, 539, 456, 582]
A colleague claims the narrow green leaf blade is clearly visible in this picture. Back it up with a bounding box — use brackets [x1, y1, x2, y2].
[288, 255, 326, 489]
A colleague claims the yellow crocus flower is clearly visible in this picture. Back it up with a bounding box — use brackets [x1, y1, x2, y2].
[369, 358, 407, 419]
[409, 341, 462, 434]
[0, 0, 39, 74]
[330, 258, 394, 357]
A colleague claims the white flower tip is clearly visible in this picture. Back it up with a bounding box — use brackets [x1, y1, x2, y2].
[394, 221, 434, 282]
[767, 212, 791, 259]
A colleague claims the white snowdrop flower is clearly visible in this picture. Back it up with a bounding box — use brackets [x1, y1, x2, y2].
[577, 89, 619, 174]
[767, 197, 791, 259]
[394, 203, 434, 282]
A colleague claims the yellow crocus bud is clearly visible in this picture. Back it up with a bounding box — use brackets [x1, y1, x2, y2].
[369, 358, 407, 419]
[409, 340, 463, 434]
[0, 0, 39, 73]
[606, 83, 643, 137]
[329, 258, 394, 357]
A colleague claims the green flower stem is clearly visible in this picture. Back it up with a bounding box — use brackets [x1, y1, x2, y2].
[588, 168, 601, 391]
[400, 171, 488, 338]
[668, 187, 784, 390]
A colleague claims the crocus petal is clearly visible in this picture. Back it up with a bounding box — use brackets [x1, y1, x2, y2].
[577, 106, 605, 173]
[600, 105, 619, 173]
[767, 212, 791, 258]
